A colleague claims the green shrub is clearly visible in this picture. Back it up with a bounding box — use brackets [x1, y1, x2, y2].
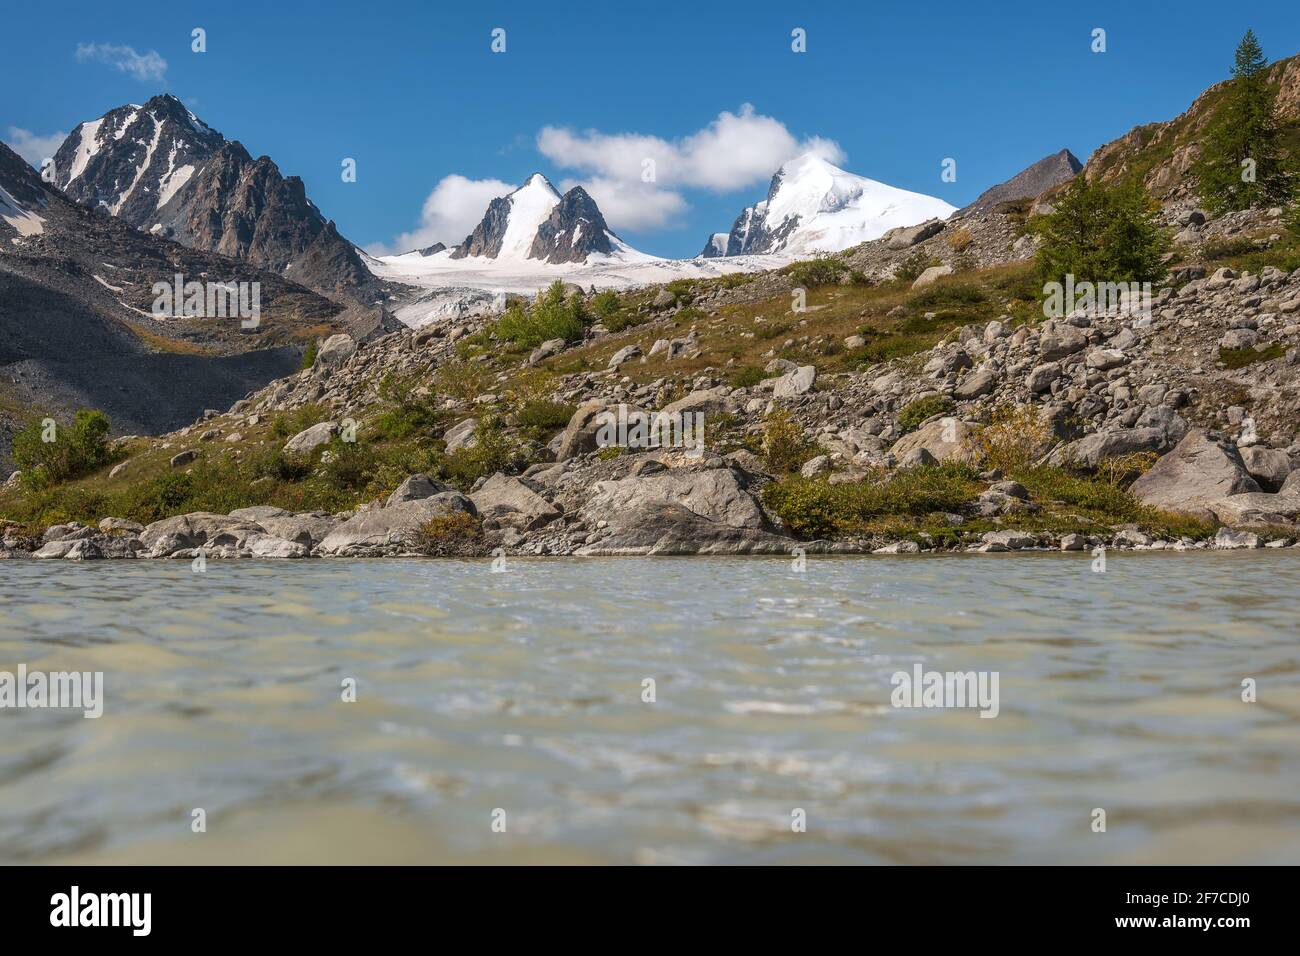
[1201, 236, 1260, 261]
[897, 396, 955, 434]
[719, 271, 754, 289]
[373, 374, 445, 440]
[413, 511, 485, 557]
[516, 399, 574, 441]
[895, 249, 937, 283]
[763, 465, 981, 537]
[1015, 465, 1141, 518]
[786, 255, 844, 289]
[761, 410, 820, 474]
[12, 409, 114, 488]
[252, 447, 313, 483]
[664, 279, 696, 304]
[443, 416, 525, 487]
[270, 404, 329, 439]
[730, 365, 766, 388]
[906, 283, 988, 311]
[978, 405, 1053, 474]
[591, 289, 620, 319]
[493, 280, 588, 347]
[317, 437, 378, 492]
[299, 339, 319, 370]
[434, 360, 494, 402]
[1220, 343, 1285, 368]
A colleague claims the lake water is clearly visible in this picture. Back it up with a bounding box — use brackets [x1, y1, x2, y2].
[1, 553, 1298, 865]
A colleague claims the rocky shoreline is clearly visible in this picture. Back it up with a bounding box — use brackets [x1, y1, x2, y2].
[4, 438, 1297, 561]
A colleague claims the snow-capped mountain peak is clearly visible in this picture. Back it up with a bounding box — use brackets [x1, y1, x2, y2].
[54, 93, 225, 219]
[500, 173, 562, 259]
[50, 95, 379, 300]
[701, 153, 956, 258]
[446, 173, 641, 265]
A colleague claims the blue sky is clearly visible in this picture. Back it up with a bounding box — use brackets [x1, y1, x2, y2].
[3, 0, 1298, 258]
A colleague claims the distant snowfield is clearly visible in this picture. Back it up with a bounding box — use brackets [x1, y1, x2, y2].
[365, 153, 955, 329]
[0, 184, 45, 237]
[366, 246, 783, 328]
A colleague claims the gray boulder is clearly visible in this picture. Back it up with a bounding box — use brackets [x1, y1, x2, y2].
[256, 512, 339, 548]
[576, 500, 793, 556]
[581, 465, 769, 531]
[885, 218, 945, 249]
[1128, 429, 1261, 516]
[315, 333, 357, 370]
[247, 535, 310, 559]
[1050, 428, 1166, 469]
[228, 506, 291, 522]
[386, 473, 453, 505]
[1214, 528, 1262, 549]
[954, 367, 997, 399]
[99, 517, 144, 534]
[1134, 406, 1189, 447]
[1218, 328, 1259, 350]
[981, 530, 1037, 551]
[889, 417, 979, 464]
[556, 400, 624, 460]
[1085, 348, 1127, 371]
[140, 512, 268, 555]
[911, 265, 953, 288]
[1207, 492, 1300, 525]
[283, 421, 338, 454]
[771, 365, 816, 398]
[316, 493, 477, 557]
[529, 338, 566, 366]
[470, 474, 561, 531]
[1026, 362, 1060, 393]
[1241, 447, 1292, 490]
[608, 344, 642, 368]
[1039, 322, 1087, 361]
[660, 389, 734, 419]
[444, 418, 478, 454]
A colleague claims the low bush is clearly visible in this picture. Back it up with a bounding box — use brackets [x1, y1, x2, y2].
[978, 405, 1052, 474]
[729, 365, 767, 388]
[270, 403, 329, 439]
[591, 289, 620, 319]
[760, 410, 820, 474]
[894, 249, 937, 283]
[413, 511, 484, 557]
[373, 373, 445, 440]
[493, 280, 588, 347]
[12, 409, 114, 488]
[763, 464, 982, 537]
[442, 416, 526, 487]
[1220, 343, 1285, 368]
[786, 255, 844, 289]
[897, 396, 954, 434]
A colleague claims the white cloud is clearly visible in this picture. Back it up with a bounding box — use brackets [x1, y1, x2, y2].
[537, 104, 843, 233]
[75, 42, 168, 83]
[4, 127, 68, 167]
[371, 174, 514, 256]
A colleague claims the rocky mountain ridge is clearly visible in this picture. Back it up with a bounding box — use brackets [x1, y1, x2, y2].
[0, 140, 396, 467]
[447, 173, 632, 264]
[52, 94, 381, 302]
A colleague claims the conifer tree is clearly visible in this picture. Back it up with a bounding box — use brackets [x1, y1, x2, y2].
[1035, 177, 1169, 286]
[1194, 30, 1293, 212]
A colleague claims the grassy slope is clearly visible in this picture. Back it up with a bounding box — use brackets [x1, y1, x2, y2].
[0, 254, 1241, 543]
